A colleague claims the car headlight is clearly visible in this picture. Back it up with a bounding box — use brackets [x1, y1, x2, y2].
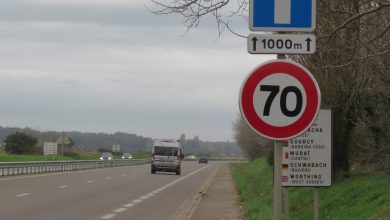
[108, 157, 112, 160]
[122, 156, 124, 159]
[100, 157, 103, 160]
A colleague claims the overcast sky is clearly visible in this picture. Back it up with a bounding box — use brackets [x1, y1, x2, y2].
[0, 0, 273, 141]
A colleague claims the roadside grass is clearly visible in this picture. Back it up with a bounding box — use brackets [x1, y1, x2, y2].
[132, 152, 151, 159]
[231, 159, 390, 220]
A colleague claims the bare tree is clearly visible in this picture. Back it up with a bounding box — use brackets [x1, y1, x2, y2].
[149, 0, 248, 37]
[232, 115, 272, 160]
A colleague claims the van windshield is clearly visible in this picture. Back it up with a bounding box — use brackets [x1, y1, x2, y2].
[154, 146, 179, 156]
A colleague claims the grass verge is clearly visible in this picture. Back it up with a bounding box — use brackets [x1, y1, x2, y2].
[230, 158, 390, 220]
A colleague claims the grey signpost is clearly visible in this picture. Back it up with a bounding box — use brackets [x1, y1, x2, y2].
[56, 131, 70, 160]
[246, 1, 318, 219]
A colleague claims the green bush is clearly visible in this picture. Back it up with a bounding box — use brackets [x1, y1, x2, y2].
[4, 132, 37, 155]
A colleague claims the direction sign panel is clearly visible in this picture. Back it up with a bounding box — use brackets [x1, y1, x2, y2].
[248, 34, 316, 54]
[282, 109, 332, 187]
[239, 60, 321, 140]
[43, 142, 58, 156]
[249, 0, 316, 31]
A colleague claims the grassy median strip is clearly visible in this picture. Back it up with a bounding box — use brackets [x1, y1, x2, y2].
[230, 159, 390, 220]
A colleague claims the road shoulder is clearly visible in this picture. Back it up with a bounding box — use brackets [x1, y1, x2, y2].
[191, 163, 244, 220]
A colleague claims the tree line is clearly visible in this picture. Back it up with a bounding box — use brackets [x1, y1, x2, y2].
[0, 126, 243, 156]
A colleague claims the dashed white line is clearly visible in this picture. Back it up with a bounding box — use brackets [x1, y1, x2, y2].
[132, 199, 142, 203]
[113, 208, 127, 213]
[106, 177, 112, 180]
[58, 185, 68, 189]
[146, 193, 154, 197]
[123, 203, 134, 208]
[15, 193, 31, 197]
[86, 180, 94, 183]
[101, 213, 116, 219]
[99, 164, 211, 220]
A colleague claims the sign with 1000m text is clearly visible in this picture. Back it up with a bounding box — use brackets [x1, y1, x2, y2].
[248, 34, 316, 54]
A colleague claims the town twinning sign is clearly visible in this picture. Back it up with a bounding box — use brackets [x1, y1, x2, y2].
[282, 109, 332, 187]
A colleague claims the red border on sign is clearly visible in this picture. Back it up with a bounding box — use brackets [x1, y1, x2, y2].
[240, 60, 320, 140]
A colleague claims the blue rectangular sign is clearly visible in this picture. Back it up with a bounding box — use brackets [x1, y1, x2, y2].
[250, 0, 316, 31]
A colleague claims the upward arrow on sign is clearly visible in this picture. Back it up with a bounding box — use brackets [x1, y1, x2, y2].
[251, 37, 258, 51]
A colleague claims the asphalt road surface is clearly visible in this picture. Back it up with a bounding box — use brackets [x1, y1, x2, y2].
[0, 161, 220, 220]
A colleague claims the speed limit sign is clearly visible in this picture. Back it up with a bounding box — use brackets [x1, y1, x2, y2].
[239, 60, 321, 140]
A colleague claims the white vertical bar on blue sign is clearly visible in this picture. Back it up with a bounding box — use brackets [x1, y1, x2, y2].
[274, 0, 291, 24]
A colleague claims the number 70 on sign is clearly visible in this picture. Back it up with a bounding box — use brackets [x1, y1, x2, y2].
[239, 60, 321, 140]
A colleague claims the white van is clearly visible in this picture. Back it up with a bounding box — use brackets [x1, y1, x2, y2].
[151, 139, 181, 175]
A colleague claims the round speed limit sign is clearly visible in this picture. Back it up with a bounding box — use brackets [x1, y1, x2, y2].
[239, 60, 321, 140]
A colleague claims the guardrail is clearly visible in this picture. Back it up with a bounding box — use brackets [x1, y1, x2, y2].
[0, 159, 150, 177]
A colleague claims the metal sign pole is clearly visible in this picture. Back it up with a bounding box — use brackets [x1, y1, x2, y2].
[314, 187, 319, 220]
[272, 52, 286, 220]
[61, 131, 65, 160]
[273, 140, 282, 220]
[284, 187, 289, 220]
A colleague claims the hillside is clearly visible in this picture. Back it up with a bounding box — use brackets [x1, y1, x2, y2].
[0, 126, 243, 156]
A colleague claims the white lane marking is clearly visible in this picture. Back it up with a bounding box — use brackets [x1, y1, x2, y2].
[106, 177, 112, 180]
[58, 185, 68, 189]
[132, 199, 142, 203]
[123, 203, 134, 208]
[15, 193, 31, 197]
[140, 195, 150, 200]
[121, 174, 125, 177]
[146, 193, 154, 197]
[101, 213, 116, 219]
[113, 208, 127, 213]
[86, 180, 94, 183]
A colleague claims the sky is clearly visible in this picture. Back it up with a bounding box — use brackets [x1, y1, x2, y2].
[0, 0, 273, 142]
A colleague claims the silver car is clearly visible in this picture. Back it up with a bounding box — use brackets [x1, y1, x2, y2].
[121, 153, 133, 159]
[99, 152, 113, 160]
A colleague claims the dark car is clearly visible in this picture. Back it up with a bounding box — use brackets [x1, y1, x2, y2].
[198, 157, 208, 164]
